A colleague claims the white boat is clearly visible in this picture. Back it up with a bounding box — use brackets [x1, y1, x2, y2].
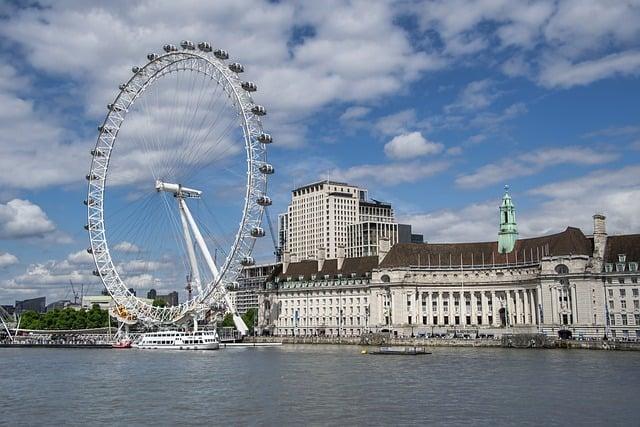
[135, 330, 219, 350]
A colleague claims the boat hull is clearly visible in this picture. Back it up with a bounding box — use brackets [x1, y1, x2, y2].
[135, 342, 219, 350]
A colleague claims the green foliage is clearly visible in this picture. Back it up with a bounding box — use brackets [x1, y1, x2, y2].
[219, 309, 258, 334]
[221, 313, 235, 328]
[152, 298, 167, 307]
[18, 306, 110, 330]
[242, 308, 257, 334]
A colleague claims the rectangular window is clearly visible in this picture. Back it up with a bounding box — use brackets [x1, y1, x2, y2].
[620, 289, 626, 297]
[622, 315, 628, 326]
[608, 289, 614, 297]
[621, 300, 627, 309]
[609, 300, 615, 309]
[619, 278, 625, 284]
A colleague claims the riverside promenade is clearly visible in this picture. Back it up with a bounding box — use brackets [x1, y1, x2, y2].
[245, 334, 640, 351]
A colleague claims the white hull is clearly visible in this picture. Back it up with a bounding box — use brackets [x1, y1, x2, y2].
[136, 329, 220, 351]
[135, 342, 219, 350]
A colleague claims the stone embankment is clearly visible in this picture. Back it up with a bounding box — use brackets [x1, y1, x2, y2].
[246, 334, 640, 351]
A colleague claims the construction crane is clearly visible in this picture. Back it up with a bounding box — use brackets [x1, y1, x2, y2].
[264, 206, 282, 261]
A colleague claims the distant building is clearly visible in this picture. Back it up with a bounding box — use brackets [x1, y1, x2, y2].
[231, 262, 279, 314]
[15, 297, 46, 314]
[280, 180, 413, 261]
[1, 305, 15, 318]
[46, 300, 76, 311]
[147, 289, 179, 307]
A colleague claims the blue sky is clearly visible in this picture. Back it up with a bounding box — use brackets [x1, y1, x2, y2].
[0, 0, 639, 304]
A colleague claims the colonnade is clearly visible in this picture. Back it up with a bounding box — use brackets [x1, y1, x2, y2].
[402, 288, 539, 327]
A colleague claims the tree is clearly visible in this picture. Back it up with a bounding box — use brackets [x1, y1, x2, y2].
[242, 308, 257, 335]
[221, 313, 235, 328]
[152, 298, 167, 307]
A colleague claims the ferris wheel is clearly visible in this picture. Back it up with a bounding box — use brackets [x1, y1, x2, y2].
[85, 40, 274, 334]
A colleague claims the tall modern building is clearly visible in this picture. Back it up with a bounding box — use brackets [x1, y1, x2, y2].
[279, 180, 415, 261]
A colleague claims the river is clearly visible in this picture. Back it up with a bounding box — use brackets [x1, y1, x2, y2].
[1, 345, 638, 426]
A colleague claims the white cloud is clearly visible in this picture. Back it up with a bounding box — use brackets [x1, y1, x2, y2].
[0, 199, 57, 239]
[414, 0, 640, 87]
[401, 166, 640, 243]
[331, 160, 449, 187]
[456, 146, 617, 188]
[445, 79, 499, 112]
[0, 252, 19, 268]
[538, 50, 640, 88]
[113, 241, 141, 253]
[340, 106, 371, 122]
[374, 109, 417, 136]
[384, 132, 444, 159]
[0, 0, 442, 155]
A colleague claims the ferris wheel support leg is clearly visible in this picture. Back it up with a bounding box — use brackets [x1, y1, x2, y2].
[178, 199, 202, 295]
[180, 198, 248, 335]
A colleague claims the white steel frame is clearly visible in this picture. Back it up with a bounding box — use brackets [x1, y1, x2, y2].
[86, 42, 271, 329]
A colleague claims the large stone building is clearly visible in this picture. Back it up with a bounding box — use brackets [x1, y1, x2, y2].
[278, 180, 419, 261]
[259, 189, 640, 339]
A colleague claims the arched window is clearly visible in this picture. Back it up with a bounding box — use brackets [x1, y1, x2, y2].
[555, 264, 569, 274]
[381, 274, 390, 283]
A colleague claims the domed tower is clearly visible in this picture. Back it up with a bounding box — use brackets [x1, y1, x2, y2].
[498, 185, 518, 254]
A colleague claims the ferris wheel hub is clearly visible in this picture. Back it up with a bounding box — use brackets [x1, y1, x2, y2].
[155, 179, 202, 198]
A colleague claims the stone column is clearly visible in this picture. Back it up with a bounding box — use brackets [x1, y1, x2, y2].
[570, 285, 578, 324]
[491, 290, 499, 326]
[507, 290, 515, 326]
[549, 287, 556, 325]
[471, 291, 478, 325]
[524, 289, 531, 324]
[481, 291, 489, 326]
[449, 291, 455, 326]
[427, 291, 432, 325]
[531, 289, 538, 325]
[438, 291, 444, 326]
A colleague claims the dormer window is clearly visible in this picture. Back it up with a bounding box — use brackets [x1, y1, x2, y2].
[311, 274, 317, 280]
[629, 262, 638, 272]
[618, 254, 626, 263]
[324, 274, 330, 279]
[298, 275, 304, 281]
[605, 263, 614, 273]
[616, 263, 625, 272]
[351, 272, 357, 278]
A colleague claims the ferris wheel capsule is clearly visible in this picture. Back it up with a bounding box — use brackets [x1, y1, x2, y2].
[251, 105, 266, 116]
[257, 133, 272, 144]
[197, 41, 212, 52]
[256, 196, 272, 206]
[147, 53, 158, 61]
[241, 81, 257, 92]
[259, 163, 274, 174]
[214, 49, 229, 60]
[250, 227, 265, 238]
[240, 256, 255, 266]
[163, 44, 177, 52]
[181, 40, 195, 50]
[229, 62, 244, 73]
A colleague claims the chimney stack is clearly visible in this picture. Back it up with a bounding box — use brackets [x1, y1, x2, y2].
[282, 251, 291, 274]
[337, 244, 346, 271]
[317, 246, 325, 272]
[378, 237, 391, 264]
[592, 213, 607, 272]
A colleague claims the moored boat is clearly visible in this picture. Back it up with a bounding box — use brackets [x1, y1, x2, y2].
[135, 330, 219, 350]
[112, 339, 132, 349]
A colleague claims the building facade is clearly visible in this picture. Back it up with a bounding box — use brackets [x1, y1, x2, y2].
[279, 180, 418, 262]
[259, 214, 640, 339]
[231, 262, 278, 314]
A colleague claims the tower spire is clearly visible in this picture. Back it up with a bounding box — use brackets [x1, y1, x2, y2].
[498, 185, 518, 254]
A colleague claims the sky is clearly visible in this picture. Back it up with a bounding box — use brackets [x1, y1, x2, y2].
[0, 0, 639, 305]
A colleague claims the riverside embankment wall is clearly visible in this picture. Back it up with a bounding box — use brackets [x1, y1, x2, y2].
[246, 335, 640, 351]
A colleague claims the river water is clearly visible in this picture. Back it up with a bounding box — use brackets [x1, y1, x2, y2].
[1, 345, 638, 426]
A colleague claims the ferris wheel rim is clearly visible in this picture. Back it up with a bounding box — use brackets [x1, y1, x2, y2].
[85, 43, 271, 324]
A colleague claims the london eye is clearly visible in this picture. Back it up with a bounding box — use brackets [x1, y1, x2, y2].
[85, 40, 274, 334]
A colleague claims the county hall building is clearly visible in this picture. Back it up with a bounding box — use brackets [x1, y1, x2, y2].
[258, 187, 640, 339]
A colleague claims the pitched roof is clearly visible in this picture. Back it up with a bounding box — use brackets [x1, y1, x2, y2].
[604, 234, 640, 263]
[380, 227, 593, 268]
[277, 256, 378, 280]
